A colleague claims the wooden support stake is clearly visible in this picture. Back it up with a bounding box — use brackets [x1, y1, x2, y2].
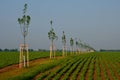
[19, 44, 29, 68]
[53, 45, 56, 58]
[65, 46, 67, 56]
[50, 45, 52, 59]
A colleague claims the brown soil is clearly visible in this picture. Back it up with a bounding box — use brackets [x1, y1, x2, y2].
[93, 60, 96, 80]
[0, 64, 19, 73]
[84, 69, 89, 80]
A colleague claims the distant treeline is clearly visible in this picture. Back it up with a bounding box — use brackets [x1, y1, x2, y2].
[0, 48, 18, 52]
[100, 49, 120, 52]
[0, 48, 34, 52]
[0, 48, 62, 52]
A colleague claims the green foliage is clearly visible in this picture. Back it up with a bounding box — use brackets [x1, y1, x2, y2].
[18, 4, 31, 37]
[48, 27, 58, 42]
[62, 31, 66, 45]
[76, 41, 78, 46]
[70, 38, 74, 47]
[48, 20, 58, 44]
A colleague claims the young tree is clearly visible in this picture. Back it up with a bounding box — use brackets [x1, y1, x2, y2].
[62, 31, 66, 57]
[18, 4, 31, 46]
[78, 39, 83, 53]
[70, 38, 74, 54]
[75, 40, 79, 55]
[48, 20, 58, 58]
[18, 4, 31, 68]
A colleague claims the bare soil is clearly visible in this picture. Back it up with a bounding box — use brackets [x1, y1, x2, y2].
[93, 60, 96, 80]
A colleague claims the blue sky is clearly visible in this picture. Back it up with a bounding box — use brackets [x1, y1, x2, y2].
[0, 0, 120, 50]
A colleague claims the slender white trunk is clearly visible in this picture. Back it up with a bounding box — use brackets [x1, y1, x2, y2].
[23, 55, 26, 67]
[19, 47, 22, 68]
[27, 47, 29, 67]
[65, 46, 67, 56]
[71, 46, 73, 55]
[50, 40, 53, 59]
[50, 45, 52, 59]
[54, 44, 56, 58]
[62, 45, 64, 57]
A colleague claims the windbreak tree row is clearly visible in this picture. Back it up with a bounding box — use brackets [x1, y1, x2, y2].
[47, 20, 95, 58]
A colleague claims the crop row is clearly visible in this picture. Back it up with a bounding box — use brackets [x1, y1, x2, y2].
[95, 56, 101, 80]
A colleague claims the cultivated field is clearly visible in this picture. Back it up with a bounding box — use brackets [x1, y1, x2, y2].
[0, 52, 120, 80]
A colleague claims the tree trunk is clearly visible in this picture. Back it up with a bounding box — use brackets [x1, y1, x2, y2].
[62, 45, 65, 57]
[50, 45, 52, 59]
[65, 46, 67, 56]
[23, 27, 26, 67]
[50, 41, 53, 59]
[27, 46, 29, 67]
[53, 44, 56, 58]
[71, 46, 73, 55]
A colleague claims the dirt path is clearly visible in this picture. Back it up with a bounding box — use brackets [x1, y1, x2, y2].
[0, 56, 62, 73]
[0, 64, 19, 73]
[0, 58, 46, 73]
